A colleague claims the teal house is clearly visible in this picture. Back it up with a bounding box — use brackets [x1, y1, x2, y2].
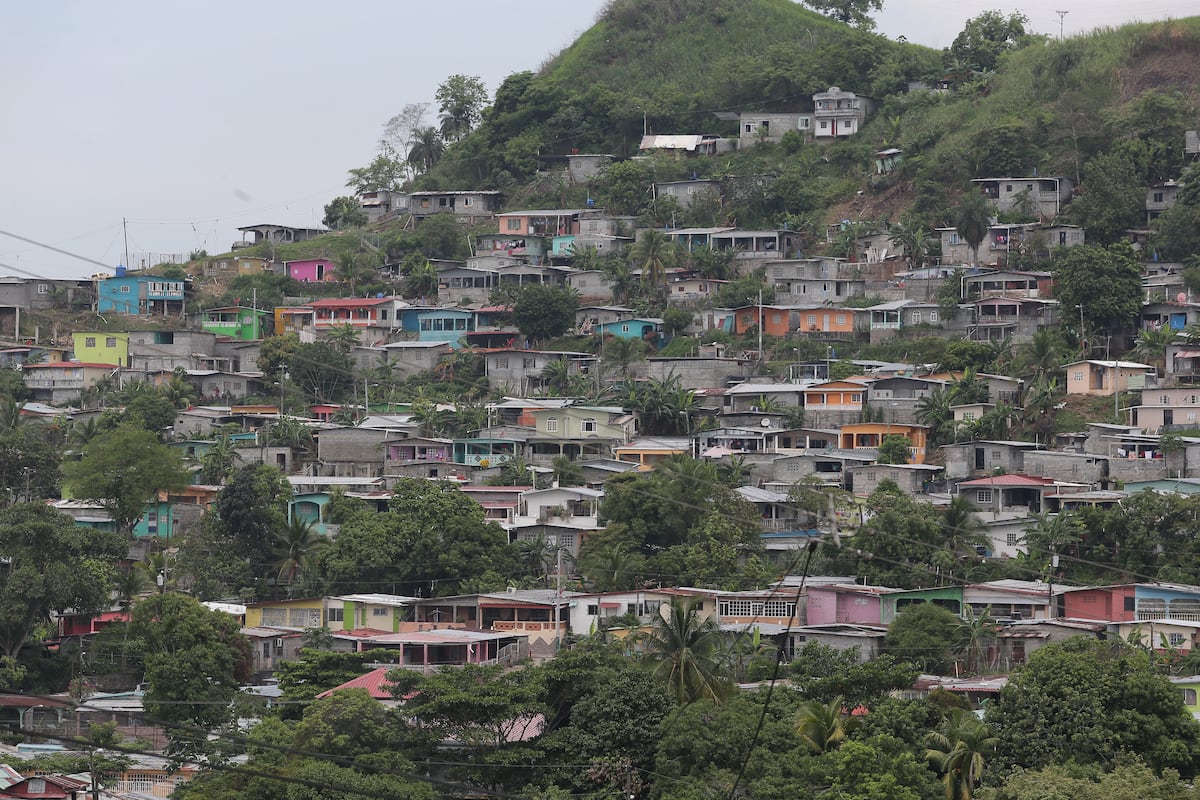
[200, 306, 270, 340]
[414, 309, 476, 348]
[881, 586, 963, 624]
[597, 317, 664, 343]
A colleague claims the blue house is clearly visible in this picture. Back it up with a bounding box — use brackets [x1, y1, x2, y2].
[598, 317, 664, 343]
[414, 309, 476, 348]
[98, 274, 185, 316]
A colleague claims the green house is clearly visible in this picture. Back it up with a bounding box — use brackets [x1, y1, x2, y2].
[200, 306, 269, 340]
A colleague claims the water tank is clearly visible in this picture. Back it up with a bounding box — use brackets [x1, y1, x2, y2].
[115, 264, 127, 277]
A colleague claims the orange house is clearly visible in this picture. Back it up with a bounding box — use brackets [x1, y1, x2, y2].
[733, 305, 859, 336]
[838, 422, 930, 464]
[802, 380, 868, 412]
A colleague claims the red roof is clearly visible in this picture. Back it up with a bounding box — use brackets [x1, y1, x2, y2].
[317, 666, 410, 701]
[308, 297, 395, 308]
[959, 474, 1057, 488]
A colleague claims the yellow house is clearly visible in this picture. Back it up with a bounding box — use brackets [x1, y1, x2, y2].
[614, 437, 690, 470]
[244, 597, 324, 628]
[72, 331, 130, 367]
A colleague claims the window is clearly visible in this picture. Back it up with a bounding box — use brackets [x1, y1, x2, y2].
[439, 198, 448, 207]
[581, 418, 597, 433]
[372, 607, 389, 617]
[1155, 192, 1165, 203]
[495, 357, 508, 369]
[27, 779, 45, 794]
[523, 357, 536, 368]
[506, 218, 521, 231]
[36, 283, 48, 294]
[745, 123, 754, 133]
[807, 314, 817, 327]
[911, 311, 922, 324]
[1074, 371, 1084, 382]
[85, 337, 96, 347]
[587, 604, 599, 615]
[718, 600, 797, 618]
[820, 120, 828, 129]
[120, 285, 130, 293]
[106, 337, 117, 347]
[949, 233, 960, 245]
[773, 313, 782, 324]
[977, 489, 993, 503]
[1124, 596, 1136, 612]
[930, 310, 939, 322]
[621, 324, 630, 333]
[462, 197, 471, 206]
[1184, 688, 1197, 705]
[546, 417, 559, 433]
[1006, 532, 1019, 546]
[835, 314, 846, 325]
[1169, 633, 1186, 647]
[327, 607, 344, 623]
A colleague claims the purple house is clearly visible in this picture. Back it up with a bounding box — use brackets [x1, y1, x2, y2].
[805, 584, 896, 625]
[285, 258, 335, 283]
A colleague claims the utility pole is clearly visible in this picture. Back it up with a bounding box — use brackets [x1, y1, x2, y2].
[554, 547, 563, 653]
[1055, 10, 1068, 40]
[757, 289, 764, 362]
[122, 217, 129, 270]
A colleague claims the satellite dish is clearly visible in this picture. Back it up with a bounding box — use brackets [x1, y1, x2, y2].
[760, 418, 772, 428]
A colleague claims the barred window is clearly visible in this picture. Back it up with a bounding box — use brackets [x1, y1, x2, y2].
[719, 600, 796, 618]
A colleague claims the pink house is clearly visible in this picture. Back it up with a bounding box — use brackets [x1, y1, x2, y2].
[805, 584, 896, 625]
[285, 258, 336, 282]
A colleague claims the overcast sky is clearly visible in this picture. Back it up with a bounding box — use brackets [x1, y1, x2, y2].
[2, 0, 1194, 278]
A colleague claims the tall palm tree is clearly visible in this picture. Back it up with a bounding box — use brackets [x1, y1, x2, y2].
[566, 243, 601, 271]
[275, 518, 327, 597]
[641, 597, 731, 705]
[925, 710, 998, 800]
[888, 219, 929, 268]
[538, 359, 574, 397]
[410, 400, 449, 437]
[68, 417, 104, 449]
[407, 127, 445, 173]
[114, 567, 150, 616]
[632, 230, 673, 294]
[0, 397, 30, 432]
[336, 251, 377, 296]
[795, 696, 861, 754]
[605, 261, 638, 305]
[953, 190, 992, 266]
[163, 372, 197, 409]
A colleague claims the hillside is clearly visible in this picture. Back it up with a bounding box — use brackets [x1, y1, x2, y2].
[409, 5, 1200, 243]
[419, 0, 940, 190]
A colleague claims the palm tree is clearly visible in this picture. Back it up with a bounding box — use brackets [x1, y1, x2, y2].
[579, 541, 645, 592]
[605, 261, 638, 305]
[566, 243, 601, 271]
[601, 337, 646, 382]
[262, 417, 315, 451]
[956, 606, 999, 675]
[916, 386, 956, 446]
[632, 230, 673, 294]
[275, 518, 327, 597]
[941, 495, 988, 560]
[641, 597, 731, 705]
[407, 127, 445, 173]
[404, 259, 439, 300]
[538, 359, 574, 396]
[953, 190, 992, 266]
[1133, 325, 1177, 377]
[795, 696, 861, 754]
[324, 323, 361, 354]
[925, 710, 998, 800]
[68, 417, 104, 449]
[163, 372, 197, 409]
[198, 434, 239, 485]
[1018, 328, 1064, 386]
[0, 396, 29, 432]
[888, 219, 929, 268]
[114, 567, 150, 616]
[410, 400, 449, 437]
[336, 250, 377, 295]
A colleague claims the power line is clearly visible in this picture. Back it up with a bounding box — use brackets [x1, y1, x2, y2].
[0, 228, 119, 273]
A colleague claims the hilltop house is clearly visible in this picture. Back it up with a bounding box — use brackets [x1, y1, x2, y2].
[737, 111, 813, 144]
[409, 190, 502, 221]
[199, 306, 269, 340]
[1064, 360, 1156, 396]
[236, 223, 326, 246]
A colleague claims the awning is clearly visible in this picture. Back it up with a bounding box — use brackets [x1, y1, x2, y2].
[1174, 350, 1200, 358]
[600, 602, 622, 609]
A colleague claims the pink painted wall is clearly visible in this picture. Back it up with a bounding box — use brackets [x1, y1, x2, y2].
[806, 587, 882, 625]
[287, 259, 334, 282]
